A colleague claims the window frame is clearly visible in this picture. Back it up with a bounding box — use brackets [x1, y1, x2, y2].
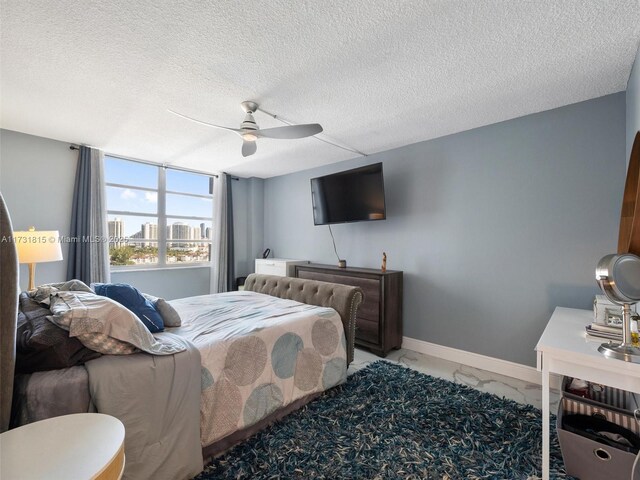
[105, 155, 214, 271]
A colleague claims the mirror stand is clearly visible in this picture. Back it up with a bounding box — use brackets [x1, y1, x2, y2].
[598, 304, 640, 363]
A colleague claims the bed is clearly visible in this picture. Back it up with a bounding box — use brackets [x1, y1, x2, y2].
[1, 192, 363, 480]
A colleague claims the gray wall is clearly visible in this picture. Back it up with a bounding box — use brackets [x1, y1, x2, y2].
[232, 177, 265, 278]
[0, 130, 76, 291]
[628, 42, 640, 160]
[263, 93, 626, 367]
[0, 129, 258, 298]
[111, 267, 210, 300]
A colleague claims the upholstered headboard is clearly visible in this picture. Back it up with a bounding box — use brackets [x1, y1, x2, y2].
[244, 273, 363, 365]
[0, 193, 19, 432]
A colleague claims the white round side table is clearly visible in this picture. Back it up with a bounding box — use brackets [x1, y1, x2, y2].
[0, 413, 125, 480]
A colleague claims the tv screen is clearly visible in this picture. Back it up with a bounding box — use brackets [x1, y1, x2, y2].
[310, 163, 386, 225]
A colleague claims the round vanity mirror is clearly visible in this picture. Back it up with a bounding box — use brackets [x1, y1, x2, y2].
[596, 253, 640, 363]
[596, 253, 640, 304]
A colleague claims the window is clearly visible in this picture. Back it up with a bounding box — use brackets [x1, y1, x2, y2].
[104, 156, 214, 268]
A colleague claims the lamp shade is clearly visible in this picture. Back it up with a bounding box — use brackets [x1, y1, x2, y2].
[13, 230, 63, 264]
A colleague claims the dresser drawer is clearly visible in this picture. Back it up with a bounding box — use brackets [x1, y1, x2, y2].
[356, 317, 380, 345]
[296, 270, 381, 320]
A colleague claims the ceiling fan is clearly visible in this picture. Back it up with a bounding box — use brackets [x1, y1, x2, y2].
[168, 101, 323, 157]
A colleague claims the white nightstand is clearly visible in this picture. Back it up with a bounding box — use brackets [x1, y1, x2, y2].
[1, 413, 125, 480]
[255, 258, 309, 277]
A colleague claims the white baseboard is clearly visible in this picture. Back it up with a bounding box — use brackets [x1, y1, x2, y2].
[402, 336, 561, 388]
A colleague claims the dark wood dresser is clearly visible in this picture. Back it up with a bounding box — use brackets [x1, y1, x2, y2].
[294, 263, 403, 357]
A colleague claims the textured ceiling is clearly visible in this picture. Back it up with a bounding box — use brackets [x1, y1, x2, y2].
[1, 1, 640, 178]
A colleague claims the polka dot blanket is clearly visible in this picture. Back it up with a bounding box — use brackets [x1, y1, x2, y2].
[169, 291, 347, 446]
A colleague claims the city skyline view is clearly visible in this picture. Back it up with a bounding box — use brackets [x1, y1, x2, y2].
[108, 217, 212, 265]
[108, 218, 212, 244]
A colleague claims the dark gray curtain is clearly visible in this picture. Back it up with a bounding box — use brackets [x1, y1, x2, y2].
[225, 174, 235, 291]
[66, 146, 110, 284]
[210, 173, 235, 293]
[0, 192, 18, 432]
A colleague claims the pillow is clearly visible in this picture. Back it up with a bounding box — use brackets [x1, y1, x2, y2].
[41, 279, 94, 293]
[142, 293, 182, 327]
[48, 291, 186, 356]
[16, 292, 101, 373]
[29, 279, 94, 306]
[92, 283, 164, 333]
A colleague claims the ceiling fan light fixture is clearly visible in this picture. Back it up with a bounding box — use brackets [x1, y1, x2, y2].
[242, 132, 258, 142]
[170, 101, 323, 157]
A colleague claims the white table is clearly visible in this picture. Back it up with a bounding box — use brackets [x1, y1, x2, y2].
[0, 413, 125, 480]
[536, 307, 640, 480]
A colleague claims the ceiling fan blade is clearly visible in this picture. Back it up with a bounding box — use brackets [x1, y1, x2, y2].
[255, 123, 323, 140]
[242, 140, 257, 157]
[167, 109, 241, 134]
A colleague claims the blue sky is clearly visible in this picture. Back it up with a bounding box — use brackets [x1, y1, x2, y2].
[105, 156, 213, 236]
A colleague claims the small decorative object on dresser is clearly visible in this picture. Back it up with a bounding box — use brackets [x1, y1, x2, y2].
[254, 258, 308, 277]
[381, 252, 387, 272]
[295, 263, 402, 357]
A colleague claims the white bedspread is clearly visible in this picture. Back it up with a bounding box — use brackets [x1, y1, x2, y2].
[170, 291, 347, 447]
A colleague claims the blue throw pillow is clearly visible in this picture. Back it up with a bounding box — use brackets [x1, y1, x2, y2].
[92, 283, 165, 333]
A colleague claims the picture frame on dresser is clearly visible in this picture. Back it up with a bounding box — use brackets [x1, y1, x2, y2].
[294, 263, 403, 357]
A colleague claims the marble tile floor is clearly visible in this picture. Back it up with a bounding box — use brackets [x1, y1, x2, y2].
[349, 347, 560, 412]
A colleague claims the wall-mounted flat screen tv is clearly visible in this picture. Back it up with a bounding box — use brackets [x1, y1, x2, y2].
[310, 162, 386, 225]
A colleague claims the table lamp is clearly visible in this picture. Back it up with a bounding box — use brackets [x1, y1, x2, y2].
[13, 227, 63, 290]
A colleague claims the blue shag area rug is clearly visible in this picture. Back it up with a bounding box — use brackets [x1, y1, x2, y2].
[195, 361, 568, 479]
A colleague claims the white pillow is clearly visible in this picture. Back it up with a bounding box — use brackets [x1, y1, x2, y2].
[142, 293, 182, 327]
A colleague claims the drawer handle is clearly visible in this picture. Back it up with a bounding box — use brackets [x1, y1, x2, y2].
[593, 448, 611, 461]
